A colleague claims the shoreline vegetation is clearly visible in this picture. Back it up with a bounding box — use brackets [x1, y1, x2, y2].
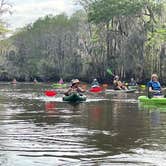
[0, 0, 165, 84]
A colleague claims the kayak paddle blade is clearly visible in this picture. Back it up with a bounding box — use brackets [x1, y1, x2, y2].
[45, 90, 57, 97]
[90, 86, 102, 93]
[107, 68, 114, 76]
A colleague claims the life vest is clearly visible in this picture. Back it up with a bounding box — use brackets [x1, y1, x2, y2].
[147, 81, 161, 91]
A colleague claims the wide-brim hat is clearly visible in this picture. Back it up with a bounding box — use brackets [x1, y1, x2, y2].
[151, 74, 158, 79]
[72, 79, 80, 85]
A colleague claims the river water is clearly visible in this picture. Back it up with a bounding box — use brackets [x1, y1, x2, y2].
[0, 83, 166, 166]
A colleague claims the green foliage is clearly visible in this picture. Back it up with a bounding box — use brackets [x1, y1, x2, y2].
[87, 0, 144, 23]
[147, 27, 166, 46]
[0, 0, 165, 82]
[0, 24, 9, 34]
[0, 0, 12, 36]
[0, 13, 86, 81]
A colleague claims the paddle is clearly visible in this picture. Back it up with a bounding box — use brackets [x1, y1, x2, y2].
[147, 87, 166, 98]
[44, 90, 57, 97]
[90, 86, 102, 93]
[45, 83, 103, 97]
[107, 68, 115, 76]
[81, 84, 102, 93]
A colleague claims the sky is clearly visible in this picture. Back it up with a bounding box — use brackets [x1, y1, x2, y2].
[3, 0, 79, 30]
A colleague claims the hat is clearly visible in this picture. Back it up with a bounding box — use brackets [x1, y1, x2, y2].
[114, 75, 119, 79]
[151, 74, 158, 79]
[72, 79, 80, 85]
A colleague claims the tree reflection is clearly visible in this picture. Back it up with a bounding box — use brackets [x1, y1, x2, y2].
[84, 101, 150, 155]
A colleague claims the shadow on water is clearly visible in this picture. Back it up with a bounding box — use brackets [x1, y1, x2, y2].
[0, 83, 166, 165]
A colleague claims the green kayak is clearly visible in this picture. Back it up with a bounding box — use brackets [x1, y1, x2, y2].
[138, 96, 166, 105]
[52, 83, 67, 88]
[63, 93, 86, 103]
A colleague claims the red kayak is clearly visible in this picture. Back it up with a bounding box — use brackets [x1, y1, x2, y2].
[45, 90, 57, 97]
[90, 86, 102, 93]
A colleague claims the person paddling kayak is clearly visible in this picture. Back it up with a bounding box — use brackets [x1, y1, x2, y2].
[91, 78, 99, 87]
[129, 78, 137, 86]
[147, 73, 162, 98]
[113, 75, 127, 90]
[64, 79, 85, 96]
[58, 78, 64, 84]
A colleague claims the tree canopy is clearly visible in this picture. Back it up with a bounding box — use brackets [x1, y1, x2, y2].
[0, 1, 165, 83]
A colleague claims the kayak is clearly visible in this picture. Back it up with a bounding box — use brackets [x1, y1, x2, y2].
[52, 83, 67, 88]
[63, 93, 86, 102]
[138, 96, 166, 105]
[140, 85, 146, 90]
[90, 86, 102, 93]
[128, 85, 138, 90]
[105, 89, 136, 94]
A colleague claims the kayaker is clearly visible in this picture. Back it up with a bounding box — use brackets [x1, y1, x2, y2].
[113, 75, 127, 90]
[147, 73, 162, 98]
[64, 79, 85, 96]
[12, 78, 17, 84]
[34, 78, 38, 84]
[129, 78, 137, 86]
[58, 78, 64, 84]
[91, 78, 99, 87]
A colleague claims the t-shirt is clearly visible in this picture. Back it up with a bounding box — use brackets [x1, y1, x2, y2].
[147, 81, 161, 91]
[92, 81, 99, 87]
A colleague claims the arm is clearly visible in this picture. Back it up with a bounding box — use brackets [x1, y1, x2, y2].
[117, 81, 123, 89]
[113, 80, 122, 90]
[64, 87, 72, 96]
[148, 84, 159, 93]
[147, 82, 153, 98]
[148, 86, 154, 92]
[148, 82, 161, 96]
[148, 83, 161, 93]
[78, 87, 86, 93]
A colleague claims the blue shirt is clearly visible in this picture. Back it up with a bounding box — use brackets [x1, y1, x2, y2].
[91, 81, 99, 87]
[147, 81, 161, 91]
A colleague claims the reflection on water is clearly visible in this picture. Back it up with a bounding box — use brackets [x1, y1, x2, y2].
[138, 101, 166, 127]
[0, 83, 165, 165]
[45, 101, 57, 112]
[150, 110, 160, 126]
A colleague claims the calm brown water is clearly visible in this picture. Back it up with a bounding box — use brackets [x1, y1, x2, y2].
[0, 83, 166, 166]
